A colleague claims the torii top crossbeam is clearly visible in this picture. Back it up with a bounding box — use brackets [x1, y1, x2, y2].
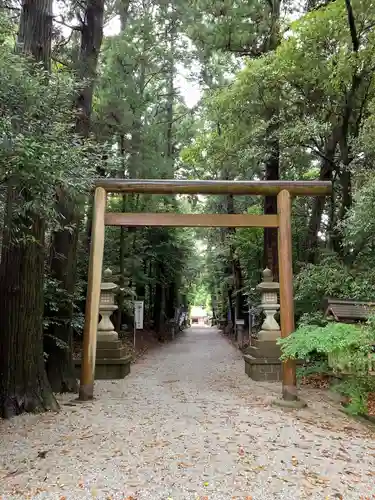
[95, 179, 331, 196]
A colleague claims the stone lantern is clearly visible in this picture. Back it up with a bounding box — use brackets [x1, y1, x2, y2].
[73, 268, 131, 380]
[256, 268, 280, 339]
[97, 268, 119, 342]
[86, 267, 132, 380]
[243, 268, 282, 382]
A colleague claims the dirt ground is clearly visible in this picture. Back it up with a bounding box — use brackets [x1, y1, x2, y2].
[1, 327, 374, 499]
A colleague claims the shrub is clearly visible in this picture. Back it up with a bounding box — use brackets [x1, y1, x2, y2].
[278, 321, 375, 415]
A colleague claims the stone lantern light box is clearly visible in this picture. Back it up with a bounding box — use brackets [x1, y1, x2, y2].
[97, 268, 119, 343]
[256, 268, 280, 341]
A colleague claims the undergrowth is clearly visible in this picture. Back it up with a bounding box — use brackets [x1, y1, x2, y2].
[278, 321, 375, 416]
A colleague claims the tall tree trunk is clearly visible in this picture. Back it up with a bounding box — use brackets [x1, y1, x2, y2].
[263, 133, 279, 278]
[75, 0, 105, 137]
[154, 262, 166, 335]
[263, 0, 280, 279]
[331, 169, 352, 256]
[164, 8, 175, 175]
[306, 130, 338, 262]
[45, 193, 80, 392]
[115, 133, 127, 333]
[45, 0, 104, 393]
[17, 0, 52, 65]
[148, 258, 153, 324]
[0, 0, 59, 418]
[226, 194, 246, 334]
[166, 282, 176, 320]
[119, 0, 131, 31]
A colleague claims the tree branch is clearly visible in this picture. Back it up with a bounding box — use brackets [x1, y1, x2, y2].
[344, 0, 359, 52]
[53, 16, 81, 32]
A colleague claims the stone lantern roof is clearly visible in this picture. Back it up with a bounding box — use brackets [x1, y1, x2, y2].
[101, 268, 118, 293]
[256, 268, 279, 292]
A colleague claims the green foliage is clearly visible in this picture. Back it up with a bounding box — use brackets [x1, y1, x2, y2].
[332, 377, 375, 416]
[0, 30, 100, 230]
[189, 280, 211, 308]
[297, 360, 331, 379]
[342, 174, 375, 260]
[234, 206, 264, 304]
[294, 255, 375, 319]
[279, 319, 375, 416]
[278, 322, 375, 368]
[43, 276, 85, 335]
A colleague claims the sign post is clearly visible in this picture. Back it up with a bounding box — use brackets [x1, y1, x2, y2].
[134, 300, 144, 348]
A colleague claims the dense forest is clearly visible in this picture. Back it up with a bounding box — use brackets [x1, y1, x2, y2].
[0, 0, 375, 418]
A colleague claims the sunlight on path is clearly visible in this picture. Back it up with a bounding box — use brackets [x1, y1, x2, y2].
[0, 327, 374, 499]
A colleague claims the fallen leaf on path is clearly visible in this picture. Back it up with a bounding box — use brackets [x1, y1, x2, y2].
[291, 456, 298, 466]
[303, 471, 330, 485]
[3, 469, 24, 478]
[280, 477, 295, 484]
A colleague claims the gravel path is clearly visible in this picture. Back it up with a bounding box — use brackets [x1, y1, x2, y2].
[1, 327, 374, 499]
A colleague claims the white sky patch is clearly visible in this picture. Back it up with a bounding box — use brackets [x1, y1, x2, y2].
[175, 67, 202, 109]
[195, 238, 207, 254]
[104, 15, 121, 36]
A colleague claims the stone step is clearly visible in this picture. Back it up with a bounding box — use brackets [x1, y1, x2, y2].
[96, 340, 122, 350]
[96, 347, 127, 359]
[245, 341, 281, 359]
[74, 355, 131, 380]
[243, 354, 281, 382]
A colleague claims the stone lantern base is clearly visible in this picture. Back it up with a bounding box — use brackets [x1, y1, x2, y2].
[75, 341, 131, 380]
[95, 339, 131, 379]
[243, 329, 282, 381]
[244, 355, 282, 382]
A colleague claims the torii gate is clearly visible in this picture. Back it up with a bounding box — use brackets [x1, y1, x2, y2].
[79, 179, 331, 403]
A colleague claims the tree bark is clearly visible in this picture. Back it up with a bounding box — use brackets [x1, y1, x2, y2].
[17, 0, 52, 67]
[75, 0, 105, 137]
[305, 131, 338, 262]
[154, 262, 166, 336]
[226, 194, 247, 333]
[0, 0, 59, 417]
[119, 0, 131, 31]
[45, 193, 79, 393]
[0, 187, 58, 418]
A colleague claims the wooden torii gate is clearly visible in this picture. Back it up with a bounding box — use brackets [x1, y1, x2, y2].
[79, 179, 331, 403]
